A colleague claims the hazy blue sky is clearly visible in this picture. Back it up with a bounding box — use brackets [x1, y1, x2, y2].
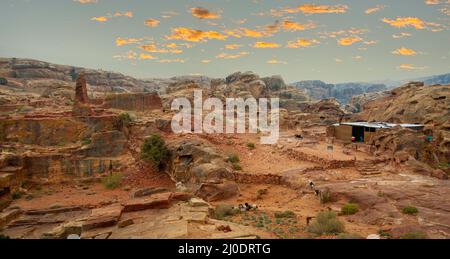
[0, 0, 449, 83]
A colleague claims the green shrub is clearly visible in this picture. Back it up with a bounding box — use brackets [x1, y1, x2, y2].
[378, 229, 392, 239]
[232, 163, 242, 171]
[341, 203, 359, 215]
[81, 138, 92, 146]
[228, 154, 240, 164]
[319, 188, 333, 204]
[12, 191, 23, 200]
[0, 77, 8, 85]
[336, 233, 364, 239]
[102, 173, 123, 190]
[0, 234, 10, 239]
[114, 113, 133, 130]
[307, 211, 345, 235]
[274, 210, 296, 219]
[401, 231, 428, 239]
[402, 206, 419, 215]
[141, 134, 170, 170]
[246, 143, 256, 150]
[214, 204, 239, 220]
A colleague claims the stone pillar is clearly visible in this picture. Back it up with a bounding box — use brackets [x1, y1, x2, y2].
[75, 74, 89, 104]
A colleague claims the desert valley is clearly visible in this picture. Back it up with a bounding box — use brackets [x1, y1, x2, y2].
[0, 57, 448, 239]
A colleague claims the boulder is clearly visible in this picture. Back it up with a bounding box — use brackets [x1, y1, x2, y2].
[195, 181, 240, 202]
[82, 205, 123, 231]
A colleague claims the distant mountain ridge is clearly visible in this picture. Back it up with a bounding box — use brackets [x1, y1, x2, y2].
[291, 72, 450, 104]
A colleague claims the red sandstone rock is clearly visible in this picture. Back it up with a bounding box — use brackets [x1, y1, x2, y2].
[122, 192, 172, 212]
[170, 192, 193, 202]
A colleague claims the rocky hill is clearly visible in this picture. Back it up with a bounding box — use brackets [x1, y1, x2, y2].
[0, 58, 214, 95]
[352, 82, 449, 174]
[291, 80, 387, 104]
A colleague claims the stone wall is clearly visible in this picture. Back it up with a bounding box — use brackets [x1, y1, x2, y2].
[103, 93, 162, 112]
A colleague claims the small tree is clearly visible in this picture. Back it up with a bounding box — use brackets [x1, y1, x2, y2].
[141, 134, 170, 170]
[0, 77, 8, 85]
[113, 113, 133, 130]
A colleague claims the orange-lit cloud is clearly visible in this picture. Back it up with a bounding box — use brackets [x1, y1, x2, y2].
[281, 20, 316, 31]
[253, 41, 280, 48]
[145, 19, 160, 27]
[286, 38, 319, 48]
[190, 7, 221, 19]
[158, 59, 186, 63]
[365, 5, 385, 14]
[225, 44, 242, 50]
[140, 43, 183, 54]
[216, 52, 250, 59]
[74, 0, 97, 4]
[114, 11, 133, 18]
[139, 53, 157, 60]
[91, 16, 108, 22]
[397, 64, 426, 70]
[338, 36, 362, 46]
[267, 59, 287, 64]
[382, 17, 439, 30]
[284, 4, 348, 15]
[392, 47, 418, 56]
[167, 27, 227, 42]
[115, 37, 142, 46]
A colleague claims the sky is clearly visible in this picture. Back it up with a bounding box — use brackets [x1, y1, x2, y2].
[0, 0, 449, 83]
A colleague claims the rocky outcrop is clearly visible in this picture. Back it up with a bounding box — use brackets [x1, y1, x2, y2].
[166, 139, 238, 200]
[353, 82, 449, 173]
[292, 80, 387, 104]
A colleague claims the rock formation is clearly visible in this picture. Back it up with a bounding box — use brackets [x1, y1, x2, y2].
[75, 74, 89, 104]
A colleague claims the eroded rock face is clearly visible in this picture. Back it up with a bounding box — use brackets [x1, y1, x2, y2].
[166, 139, 233, 186]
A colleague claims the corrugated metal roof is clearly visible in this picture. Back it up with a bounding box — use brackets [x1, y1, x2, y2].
[339, 122, 424, 129]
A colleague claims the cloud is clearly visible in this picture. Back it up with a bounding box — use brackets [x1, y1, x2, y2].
[167, 27, 227, 42]
[74, 0, 97, 3]
[145, 19, 160, 27]
[114, 11, 133, 18]
[338, 36, 362, 46]
[286, 38, 319, 48]
[225, 44, 242, 50]
[393, 32, 412, 38]
[267, 59, 287, 64]
[190, 7, 221, 19]
[397, 64, 426, 70]
[382, 17, 441, 30]
[392, 47, 418, 56]
[158, 59, 186, 63]
[115, 37, 142, 46]
[365, 5, 385, 14]
[140, 43, 183, 54]
[253, 41, 280, 48]
[91, 16, 108, 22]
[284, 4, 348, 15]
[216, 52, 250, 59]
[201, 59, 212, 63]
[281, 20, 316, 31]
[139, 53, 157, 60]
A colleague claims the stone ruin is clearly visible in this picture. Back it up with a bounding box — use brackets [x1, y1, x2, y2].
[72, 74, 93, 116]
[75, 74, 89, 104]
